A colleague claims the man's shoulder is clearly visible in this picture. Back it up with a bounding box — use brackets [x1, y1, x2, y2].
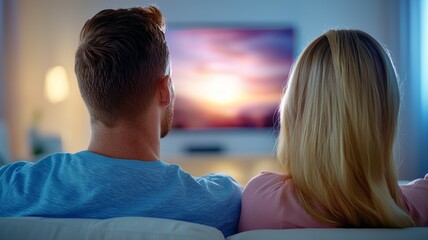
[199, 172, 237, 181]
[0, 152, 75, 181]
[192, 173, 243, 201]
[197, 173, 241, 187]
[35, 152, 76, 163]
[0, 161, 31, 181]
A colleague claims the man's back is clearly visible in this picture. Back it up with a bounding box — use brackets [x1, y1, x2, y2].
[0, 151, 242, 237]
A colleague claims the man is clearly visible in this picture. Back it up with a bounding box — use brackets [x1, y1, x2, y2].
[0, 6, 242, 237]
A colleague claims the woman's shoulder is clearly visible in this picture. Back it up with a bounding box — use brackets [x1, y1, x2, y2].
[245, 171, 290, 188]
[400, 174, 428, 226]
[400, 174, 428, 196]
[240, 172, 292, 231]
[240, 171, 331, 231]
[244, 171, 292, 205]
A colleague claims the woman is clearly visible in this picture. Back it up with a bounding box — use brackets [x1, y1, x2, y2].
[239, 29, 428, 230]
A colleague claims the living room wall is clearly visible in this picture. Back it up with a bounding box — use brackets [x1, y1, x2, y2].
[0, 0, 4, 120]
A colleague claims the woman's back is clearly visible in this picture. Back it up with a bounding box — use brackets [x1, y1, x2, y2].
[239, 172, 428, 231]
[239, 29, 427, 230]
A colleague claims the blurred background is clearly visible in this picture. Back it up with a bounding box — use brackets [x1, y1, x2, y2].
[0, 0, 427, 186]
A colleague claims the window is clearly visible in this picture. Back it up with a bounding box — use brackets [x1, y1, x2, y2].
[421, 0, 428, 118]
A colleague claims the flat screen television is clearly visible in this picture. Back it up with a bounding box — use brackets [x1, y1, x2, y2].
[161, 26, 294, 157]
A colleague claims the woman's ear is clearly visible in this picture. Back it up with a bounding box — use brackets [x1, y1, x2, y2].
[158, 75, 173, 106]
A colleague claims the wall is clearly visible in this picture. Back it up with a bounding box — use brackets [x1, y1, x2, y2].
[421, 0, 428, 178]
[0, 0, 4, 119]
[4, 0, 91, 160]
[3, 0, 424, 179]
[392, 0, 428, 180]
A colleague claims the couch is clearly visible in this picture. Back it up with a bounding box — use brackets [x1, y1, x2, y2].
[1, 217, 427, 240]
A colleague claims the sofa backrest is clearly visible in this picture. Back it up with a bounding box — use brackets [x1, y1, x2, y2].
[1, 217, 427, 240]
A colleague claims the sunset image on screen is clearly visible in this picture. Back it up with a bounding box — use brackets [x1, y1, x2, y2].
[166, 28, 294, 129]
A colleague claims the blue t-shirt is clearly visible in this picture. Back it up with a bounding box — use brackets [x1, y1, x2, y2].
[0, 151, 242, 237]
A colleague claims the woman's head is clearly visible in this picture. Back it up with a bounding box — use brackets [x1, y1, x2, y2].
[277, 29, 413, 227]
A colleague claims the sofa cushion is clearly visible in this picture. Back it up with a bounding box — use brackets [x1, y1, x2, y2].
[0, 216, 225, 240]
[2, 217, 427, 240]
[227, 228, 428, 240]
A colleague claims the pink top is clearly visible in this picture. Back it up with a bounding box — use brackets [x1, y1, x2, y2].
[239, 172, 428, 231]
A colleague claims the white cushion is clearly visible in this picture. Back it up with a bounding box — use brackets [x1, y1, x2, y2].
[2, 217, 427, 240]
[227, 228, 428, 240]
[0, 216, 225, 240]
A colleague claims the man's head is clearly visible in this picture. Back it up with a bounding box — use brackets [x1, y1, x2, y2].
[75, 6, 172, 136]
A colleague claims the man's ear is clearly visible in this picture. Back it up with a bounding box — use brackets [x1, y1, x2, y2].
[158, 75, 172, 106]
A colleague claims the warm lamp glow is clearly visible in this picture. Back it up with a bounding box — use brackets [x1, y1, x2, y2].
[44, 66, 70, 103]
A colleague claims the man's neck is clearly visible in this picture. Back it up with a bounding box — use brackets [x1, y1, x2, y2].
[87, 121, 160, 161]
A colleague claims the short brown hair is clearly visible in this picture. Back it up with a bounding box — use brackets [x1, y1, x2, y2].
[75, 6, 169, 126]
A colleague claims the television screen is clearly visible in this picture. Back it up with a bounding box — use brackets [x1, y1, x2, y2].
[166, 27, 294, 130]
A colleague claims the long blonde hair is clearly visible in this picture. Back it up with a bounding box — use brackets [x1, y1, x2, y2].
[277, 29, 414, 227]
